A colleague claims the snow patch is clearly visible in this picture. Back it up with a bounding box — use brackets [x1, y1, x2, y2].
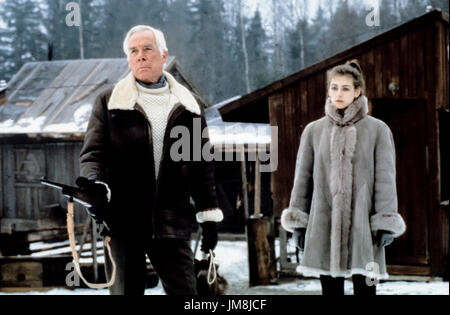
[1, 240, 448, 295]
[74, 103, 92, 127]
[0, 116, 46, 133]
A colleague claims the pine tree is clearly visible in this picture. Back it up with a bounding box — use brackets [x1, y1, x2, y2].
[287, 19, 308, 73]
[187, 0, 232, 103]
[399, 0, 428, 21]
[0, 0, 48, 80]
[237, 0, 250, 94]
[164, 0, 192, 63]
[82, 0, 110, 59]
[327, 0, 360, 54]
[308, 5, 330, 63]
[246, 9, 270, 91]
[426, 0, 449, 12]
[44, 0, 87, 60]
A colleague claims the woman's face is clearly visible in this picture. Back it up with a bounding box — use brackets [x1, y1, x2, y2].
[328, 74, 361, 109]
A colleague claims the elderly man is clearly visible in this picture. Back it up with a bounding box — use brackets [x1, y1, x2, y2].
[79, 25, 223, 295]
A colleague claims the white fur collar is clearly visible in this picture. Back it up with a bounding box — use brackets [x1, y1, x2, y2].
[108, 71, 201, 115]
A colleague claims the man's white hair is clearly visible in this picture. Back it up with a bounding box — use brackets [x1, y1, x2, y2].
[123, 25, 168, 59]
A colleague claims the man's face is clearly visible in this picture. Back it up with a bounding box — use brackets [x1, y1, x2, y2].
[128, 30, 168, 84]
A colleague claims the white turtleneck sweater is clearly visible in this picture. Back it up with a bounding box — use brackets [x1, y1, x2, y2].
[136, 83, 176, 179]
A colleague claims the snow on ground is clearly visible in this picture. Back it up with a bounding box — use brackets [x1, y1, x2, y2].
[0, 240, 448, 295]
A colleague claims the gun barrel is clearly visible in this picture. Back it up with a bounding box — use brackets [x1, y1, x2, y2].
[40, 177, 94, 208]
[40, 178, 64, 190]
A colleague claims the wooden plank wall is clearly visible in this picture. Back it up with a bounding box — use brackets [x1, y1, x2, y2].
[440, 19, 449, 277]
[373, 99, 429, 266]
[269, 20, 441, 213]
[430, 18, 449, 276]
[0, 141, 87, 232]
[269, 17, 448, 275]
[0, 145, 3, 219]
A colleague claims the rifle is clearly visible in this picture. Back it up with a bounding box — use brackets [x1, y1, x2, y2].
[41, 177, 99, 208]
[39, 176, 110, 231]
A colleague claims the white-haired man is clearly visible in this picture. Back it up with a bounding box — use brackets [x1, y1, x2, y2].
[79, 25, 223, 295]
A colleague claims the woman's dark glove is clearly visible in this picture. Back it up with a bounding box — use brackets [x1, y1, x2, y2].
[376, 230, 394, 247]
[200, 222, 218, 253]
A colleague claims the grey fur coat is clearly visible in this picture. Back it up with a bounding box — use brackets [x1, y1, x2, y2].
[281, 96, 406, 280]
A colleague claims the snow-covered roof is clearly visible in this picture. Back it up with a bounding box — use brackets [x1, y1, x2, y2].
[0, 81, 6, 93]
[0, 59, 129, 137]
[207, 121, 271, 148]
[0, 63, 272, 147]
[0, 57, 210, 139]
[205, 97, 271, 148]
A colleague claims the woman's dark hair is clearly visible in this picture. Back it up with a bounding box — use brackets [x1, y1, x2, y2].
[327, 59, 366, 95]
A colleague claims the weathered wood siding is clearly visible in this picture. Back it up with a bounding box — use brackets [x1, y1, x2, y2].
[268, 13, 448, 276]
[0, 141, 87, 232]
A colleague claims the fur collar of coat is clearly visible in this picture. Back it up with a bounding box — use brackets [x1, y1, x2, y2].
[281, 95, 406, 279]
[325, 96, 369, 126]
[107, 71, 201, 116]
[105, 70, 223, 225]
[325, 96, 369, 275]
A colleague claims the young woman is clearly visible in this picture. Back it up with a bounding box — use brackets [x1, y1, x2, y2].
[281, 60, 406, 295]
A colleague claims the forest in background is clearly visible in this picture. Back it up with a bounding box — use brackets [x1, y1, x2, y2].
[0, 0, 448, 104]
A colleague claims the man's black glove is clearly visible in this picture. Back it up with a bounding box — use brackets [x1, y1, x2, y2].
[200, 222, 218, 253]
[293, 228, 306, 250]
[76, 176, 109, 224]
[376, 230, 394, 247]
[85, 207, 106, 224]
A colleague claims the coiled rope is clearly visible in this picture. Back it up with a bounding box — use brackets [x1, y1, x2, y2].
[207, 249, 217, 285]
[67, 201, 116, 289]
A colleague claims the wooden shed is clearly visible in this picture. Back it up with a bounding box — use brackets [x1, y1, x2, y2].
[206, 100, 277, 285]
[219, 10, 449, 278]
[0, 57, 210, 235]
[205, 99, 273, 232]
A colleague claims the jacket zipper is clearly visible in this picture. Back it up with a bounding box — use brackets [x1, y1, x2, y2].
[134, 104, 157, 238]
[134, 102, 185, 239]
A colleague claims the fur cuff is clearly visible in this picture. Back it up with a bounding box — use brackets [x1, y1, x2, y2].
[281, 207, 309, 232]
[196, 208, 224, 223]
[94, 180, 111, 202]
[370, 212, 406, 237]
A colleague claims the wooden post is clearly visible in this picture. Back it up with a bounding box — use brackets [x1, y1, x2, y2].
[240, 148, 257, 286]
[249, 155, 276, 285]
[254, 158, 261, 217]
[240, 148, 249, 220]
[91, 220, 98, 282]
[78, 216, 91, 255]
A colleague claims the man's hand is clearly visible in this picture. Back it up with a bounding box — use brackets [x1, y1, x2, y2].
[376, 230, 394, 247]
[76, 177, 109, 223]
[293, 228, 306, 250]
[85, 207, 107, 224]
[200, 222, 218, 253]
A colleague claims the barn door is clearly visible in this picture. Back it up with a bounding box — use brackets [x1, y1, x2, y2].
[1, 145, 46, 232]
[372, 99, 429, 266]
